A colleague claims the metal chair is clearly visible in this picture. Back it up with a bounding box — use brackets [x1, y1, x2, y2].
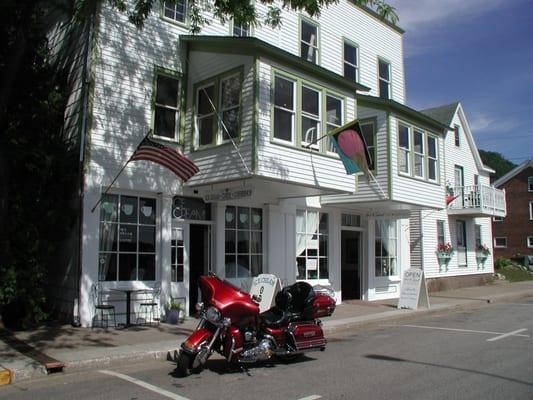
[136, 284, 161, 326]
[91, 283, 116, 328]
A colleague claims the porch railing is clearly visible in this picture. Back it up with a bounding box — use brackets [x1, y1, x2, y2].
[448, 185, 506, 217]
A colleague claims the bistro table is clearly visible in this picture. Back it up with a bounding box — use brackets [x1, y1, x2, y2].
[109, 288, 152, 328]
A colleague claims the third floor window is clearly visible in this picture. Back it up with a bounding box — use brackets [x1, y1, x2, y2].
[300, 19, 319, 64]
[343, 41, 359, 82]
[378, 59, 391, 99]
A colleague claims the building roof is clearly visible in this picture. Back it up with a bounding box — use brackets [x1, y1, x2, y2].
[356, 95, 450, 132]
[420, 102, 460, 126]
[180, 36, 371, 93]
[493, 160, 533, 188]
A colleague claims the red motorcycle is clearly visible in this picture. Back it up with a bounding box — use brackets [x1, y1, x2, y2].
[177, 274, 336, 376]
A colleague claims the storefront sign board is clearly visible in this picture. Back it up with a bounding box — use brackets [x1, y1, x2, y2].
[249, 274, 282, 313]
[398, 268, 430, 310]
[203, 187, 253, 203]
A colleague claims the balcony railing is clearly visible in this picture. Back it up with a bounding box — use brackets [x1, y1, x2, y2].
[447, 185, 506, 217]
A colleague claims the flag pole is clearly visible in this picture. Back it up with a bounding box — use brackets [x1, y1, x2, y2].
[90, 130, 151, 213]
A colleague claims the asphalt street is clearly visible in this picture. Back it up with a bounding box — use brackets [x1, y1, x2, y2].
[2, 297, 533, 400]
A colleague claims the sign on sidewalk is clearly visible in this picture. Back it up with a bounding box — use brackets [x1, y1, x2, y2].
[398, 268, 430, 310]
[249, 274, 282, 313]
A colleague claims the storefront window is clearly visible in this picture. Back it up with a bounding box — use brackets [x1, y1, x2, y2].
[375, 219, 397, 277]
[296, 210, 329, 280]
[225, 206, 263, 278]
[98, 194, 156, 281]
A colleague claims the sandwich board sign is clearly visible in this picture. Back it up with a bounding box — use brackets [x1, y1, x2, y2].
[250, 274, 282, 313]
[397, 268, 430, 310]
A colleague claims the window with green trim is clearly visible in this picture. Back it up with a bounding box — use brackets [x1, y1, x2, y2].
[153, 73, 180, 140]
[398, 122, 439, 182]
[273, 72, 345, 153]
[360, 120, 376, 171]
[301, 19, 319, 64]
[194, 71, 242, 148]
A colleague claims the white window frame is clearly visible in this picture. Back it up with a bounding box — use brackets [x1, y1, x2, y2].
[300, 18, 319, 64]
[436, 220, 445, 246]
[398, 123, 411, 175]
[493, 216, 503, 222]
[232, 21, 250, 37]
[162, 0, 187, 24]
[378, 58, 391, 99]
[374, 219, 399, 279]
[454, 125, 460, 147]
[527, 236, 533, 248]
[530, 201, 533, 220]
[224, 206, 263, 279]
[413, 129, 425, 178]
[296, 209, 329, 282]
[301, 85, 321, 150]
[427, 135, 438, 182]
[343, 40, 359, 82]
[219, 73, 241, 143]
[325, 94, 344, 153]
[153, 72, 181, 141]
[529, 177, 533, 192]
[273, 74, 296, 144]
[171, 227, 184, 282]
[195, 82, 217, 147]
[494, 237, 507, 248]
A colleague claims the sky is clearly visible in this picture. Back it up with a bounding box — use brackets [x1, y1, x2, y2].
[388, 0, 533, 164]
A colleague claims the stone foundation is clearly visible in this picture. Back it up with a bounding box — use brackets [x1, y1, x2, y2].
[426, 273, 494, 293]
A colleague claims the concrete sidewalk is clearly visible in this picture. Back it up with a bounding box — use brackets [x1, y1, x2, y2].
[1, 280, 533, 384]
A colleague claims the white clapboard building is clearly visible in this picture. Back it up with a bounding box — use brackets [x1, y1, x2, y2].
[47, 1, 505, 327]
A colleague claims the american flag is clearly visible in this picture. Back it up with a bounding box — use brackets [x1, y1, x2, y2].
[130, 136, 199, 182]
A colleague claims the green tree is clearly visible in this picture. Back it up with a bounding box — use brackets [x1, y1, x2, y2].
[479, 150, 516, 183]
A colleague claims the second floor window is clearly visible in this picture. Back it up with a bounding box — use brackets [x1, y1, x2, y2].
[398, 124, 410, 174]
[154, 73, 180, 140]
[301, 86, 321, 149]
[195, 72, 242, 147]
[528, 176, 533, 192]
[343, 41, 358, 82]
[164, 0, 187, 23]
[301, 20, 319, 63]
[398, 122, 439, 182]
[273, 75, 296, 143]
[360, 120, 376, 171]
[326, 95, 343, 152]
[530, 201, 533, 220]
[378, 59, 391, 99]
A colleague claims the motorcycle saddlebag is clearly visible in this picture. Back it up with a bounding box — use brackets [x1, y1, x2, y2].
[312, 293, 336, 318]
[287, 322, 327, 351]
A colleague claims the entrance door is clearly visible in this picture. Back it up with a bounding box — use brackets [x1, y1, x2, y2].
[189, 224, 211, 314]
[456, 220, 467, 267]
[341, 230, 361, 300]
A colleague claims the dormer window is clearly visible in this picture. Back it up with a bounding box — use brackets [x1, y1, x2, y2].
[454, 125, 460, 147]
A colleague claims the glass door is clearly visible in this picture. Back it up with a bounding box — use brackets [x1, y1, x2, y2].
[170, 224, 188, 307]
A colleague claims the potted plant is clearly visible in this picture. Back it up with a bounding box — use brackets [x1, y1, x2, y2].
[436, 242, 454, 260]
[166, 298, 183, 325]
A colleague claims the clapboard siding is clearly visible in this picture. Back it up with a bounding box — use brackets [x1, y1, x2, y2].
[255, 60, 357, 192]
[184, 52, 255, 184]
[409, 210, 423, 269]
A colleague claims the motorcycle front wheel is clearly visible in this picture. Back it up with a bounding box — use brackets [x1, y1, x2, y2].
[176, 351, 194, 377]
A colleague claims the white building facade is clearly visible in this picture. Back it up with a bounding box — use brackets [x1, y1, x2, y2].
[49, 1, 504, 327]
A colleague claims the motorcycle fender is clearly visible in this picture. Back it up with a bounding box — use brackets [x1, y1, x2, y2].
[224, 326, 243, 361]
[181, 328, 213, 353]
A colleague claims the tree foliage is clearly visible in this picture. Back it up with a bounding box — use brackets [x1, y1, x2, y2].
[479, 150, 516, 183]
[0, 1, 78, 328]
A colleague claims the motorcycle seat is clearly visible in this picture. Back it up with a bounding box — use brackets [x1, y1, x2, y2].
[260, 308, 292, 328]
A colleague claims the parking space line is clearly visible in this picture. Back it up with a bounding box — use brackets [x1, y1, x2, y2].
[487, 328, 528, 342]
[296, 396, 322, 400]
[99, 370, 191, 400]
[397, 324, 530, 338]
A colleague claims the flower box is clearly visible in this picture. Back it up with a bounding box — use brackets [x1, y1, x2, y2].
[436, 252, 452, 260]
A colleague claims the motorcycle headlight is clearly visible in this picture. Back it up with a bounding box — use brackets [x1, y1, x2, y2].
[205, 306, 221, 324]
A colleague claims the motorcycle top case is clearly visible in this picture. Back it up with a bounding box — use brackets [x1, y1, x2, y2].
[312, 293, 336, 318]
[287, 322, 327, 351]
